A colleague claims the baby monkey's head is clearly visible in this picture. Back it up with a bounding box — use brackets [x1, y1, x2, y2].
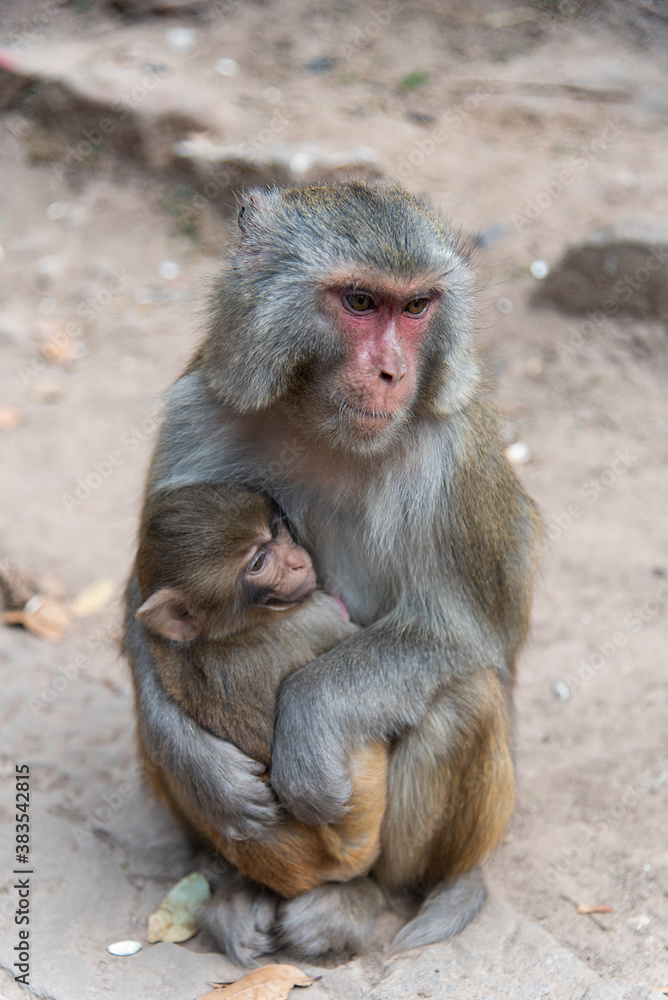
[135, 483, 316, 642]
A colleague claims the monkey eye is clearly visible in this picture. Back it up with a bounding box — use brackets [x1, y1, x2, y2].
[404, 297, 430, 315]
[247, 549, 268, 574]
[344, 291, 375, 313]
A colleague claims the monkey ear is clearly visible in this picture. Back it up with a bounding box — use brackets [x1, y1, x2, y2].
[136, 589, 201, 642]
[233, 189, 279, 273]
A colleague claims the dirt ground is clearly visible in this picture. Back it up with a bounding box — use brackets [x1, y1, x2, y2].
[0, 1, 667, 997]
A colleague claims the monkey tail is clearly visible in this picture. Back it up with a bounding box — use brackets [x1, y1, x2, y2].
[391, 867, 486, 952]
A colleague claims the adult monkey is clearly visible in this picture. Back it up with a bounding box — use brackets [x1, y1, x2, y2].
[124, 181, 540, 962]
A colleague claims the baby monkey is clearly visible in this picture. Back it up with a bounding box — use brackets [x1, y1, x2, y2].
[135, 483, 387, 898]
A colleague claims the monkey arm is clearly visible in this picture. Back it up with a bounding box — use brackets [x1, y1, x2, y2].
[270, 615, 508, 827]
[123, 576, 281, 840]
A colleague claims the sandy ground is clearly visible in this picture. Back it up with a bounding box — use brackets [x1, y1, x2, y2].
[0, 1, 667, 997]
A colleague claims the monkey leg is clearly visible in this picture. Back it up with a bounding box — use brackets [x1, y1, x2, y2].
[376, 667, 515, 950]
[199, 741, 388, 898]
[199, 870, 279, 968]
[275, 877, 386, 958]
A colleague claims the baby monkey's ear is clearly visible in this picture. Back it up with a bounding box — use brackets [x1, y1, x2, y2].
[136, 588, 201, 642]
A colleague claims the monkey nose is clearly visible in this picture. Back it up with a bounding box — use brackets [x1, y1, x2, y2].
[379, 362, 407, 383]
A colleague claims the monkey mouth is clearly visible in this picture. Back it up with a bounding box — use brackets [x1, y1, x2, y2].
[338, 399, 394, 426]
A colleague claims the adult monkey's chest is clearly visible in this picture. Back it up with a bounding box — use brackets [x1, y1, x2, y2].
[304, 500, 394, 627]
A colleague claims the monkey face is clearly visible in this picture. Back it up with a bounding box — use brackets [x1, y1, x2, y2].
[317, 281, 442, 437]
[243, 522, 317, 610]
[202, 182, 476, 452]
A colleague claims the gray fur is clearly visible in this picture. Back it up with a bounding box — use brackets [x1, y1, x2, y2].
[124, 576, 280, 840]
[199, 873, 278, 967]
[276, 879, 385, 958]
[392, 868, 487, 952]
[124, 182, 539, 962]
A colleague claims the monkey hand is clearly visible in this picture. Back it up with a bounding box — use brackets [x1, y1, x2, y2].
[270, 671, 354, 826]
[174, 726, 282, 841]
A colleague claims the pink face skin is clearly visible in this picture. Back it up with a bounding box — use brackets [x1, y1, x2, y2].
[245, 521, 317, 609]
[325, 281, 441, 431]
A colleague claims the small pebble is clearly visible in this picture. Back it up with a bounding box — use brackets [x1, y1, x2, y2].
[158, 260, 180, 280]
[33, 381, 64, 404]
[289, 151, 312, 174]
[530, 259, 550, 280]
[305, 57, 338, 74]
[496, 297, 513, 314]
[215, 57, 239, 77]
[165, 27, 196, 54]
[505, 441, 531, 466]
[107, 940, 142, 957]
[46, 201, 68, 221]
[36, 256, 59, 275]
[553, 681, 570, 701]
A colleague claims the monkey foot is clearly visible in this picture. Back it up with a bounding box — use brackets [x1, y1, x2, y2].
[199, 874, 278, 967]
[276, 878, 385, 958]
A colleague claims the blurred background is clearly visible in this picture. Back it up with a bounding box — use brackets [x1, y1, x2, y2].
[0, 2, 666, 997]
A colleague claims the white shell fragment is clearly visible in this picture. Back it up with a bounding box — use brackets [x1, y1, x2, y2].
[496, 296, 513, 314]
[530, 259, 550, 279]
[107, 940, 142, 956]
[553, 681, 570, 701]
[165, 27, 196, 54]
[46, 201, 68, 221]
[158, 260, 180, 280]
[505, 441, 531, 466]
[215, 57, 239, 77]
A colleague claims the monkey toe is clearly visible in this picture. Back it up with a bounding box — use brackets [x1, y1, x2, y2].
[199, 875, 278, 967]
[392, 868, 487, 953]
[276, 878, 385, 958]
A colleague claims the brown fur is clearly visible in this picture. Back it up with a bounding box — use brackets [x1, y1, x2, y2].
[135, 485, 388, 898]
[123, 182, 540, 961]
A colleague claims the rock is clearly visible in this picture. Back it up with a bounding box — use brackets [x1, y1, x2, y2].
[0, 44, 221, 171]
[109, 0, 207, 12]
[534, 218, 668, 319]
[174, 136, 383, 204]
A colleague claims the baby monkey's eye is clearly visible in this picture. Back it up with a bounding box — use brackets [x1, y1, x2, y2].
[344, 292, 375, 313]
[404, 297, 430, 315]
[248, 549, 267, 574]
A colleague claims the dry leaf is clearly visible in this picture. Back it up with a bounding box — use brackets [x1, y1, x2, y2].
[197, 965, 318, 1000]
[0, 405, 22, 431]
[577, 904, 613, 915]
[147, 872, 210, 943]
[69, 577, 116, 618]
[4, 595, 70, 642]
